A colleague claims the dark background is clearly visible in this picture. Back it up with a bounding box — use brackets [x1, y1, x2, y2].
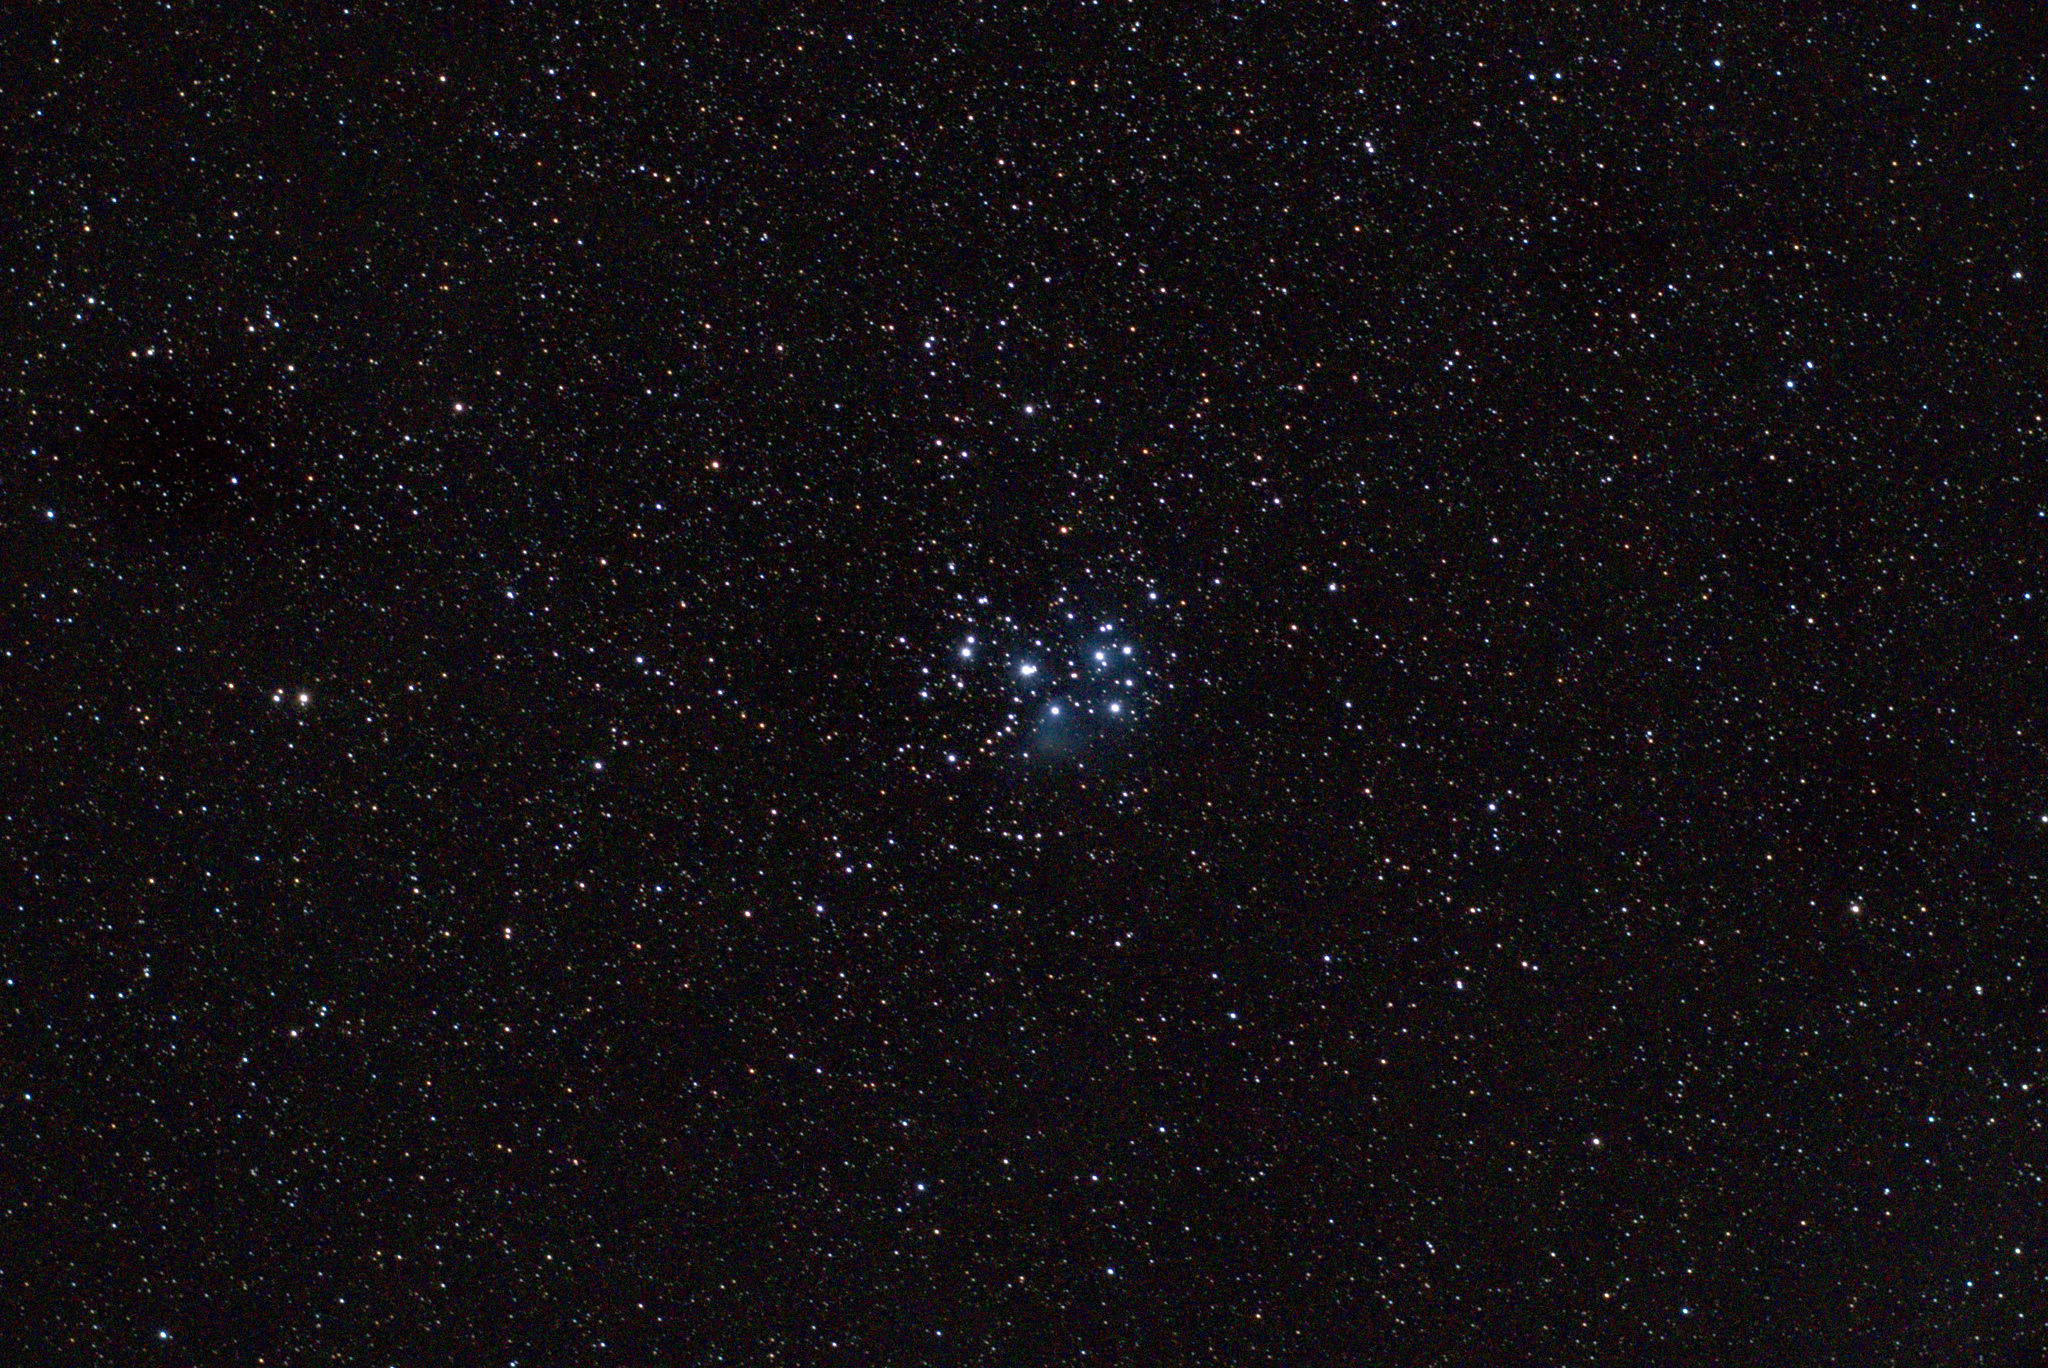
[5, 1, 2046, 1362]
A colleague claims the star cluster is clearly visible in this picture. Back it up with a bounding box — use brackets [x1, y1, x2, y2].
[932, 594, 1166, 762]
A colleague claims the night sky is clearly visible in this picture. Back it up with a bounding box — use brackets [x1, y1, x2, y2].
[8, 3, 2048, 1363]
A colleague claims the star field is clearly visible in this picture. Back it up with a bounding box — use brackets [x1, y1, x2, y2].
[6, 3, 2048, 1364]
